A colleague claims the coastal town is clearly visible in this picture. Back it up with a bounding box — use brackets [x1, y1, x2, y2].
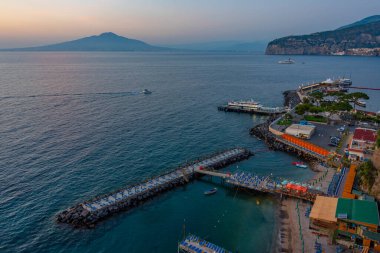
[55, 76, 380, 253]
[226, 77, 380, 253]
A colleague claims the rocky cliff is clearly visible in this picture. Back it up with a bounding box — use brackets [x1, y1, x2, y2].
[266, 19, 380, 56]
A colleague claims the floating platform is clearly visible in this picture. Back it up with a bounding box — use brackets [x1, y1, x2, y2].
[179, 234, 232, 253]
[218, 105, 286, 115]
[56, 148, 252, 228]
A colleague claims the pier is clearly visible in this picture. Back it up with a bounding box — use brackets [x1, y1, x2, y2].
[56, 148, 252, 227]
[196, 170, 324, 202]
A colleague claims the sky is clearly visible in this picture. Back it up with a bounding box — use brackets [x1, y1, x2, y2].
[0, 0, 380, 48]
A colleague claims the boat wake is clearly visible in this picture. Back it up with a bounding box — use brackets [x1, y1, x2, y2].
[0, 91, 143, 100]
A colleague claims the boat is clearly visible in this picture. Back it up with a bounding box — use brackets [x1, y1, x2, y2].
[204, 188, 217, 195]
[278, 58, 295, 64]
[224, 100, 287, 114]
[292, 162, 308, 168]
[142, 89, 152, 94]
[337, 78, 352, 87]
[355, 100, 366, 107]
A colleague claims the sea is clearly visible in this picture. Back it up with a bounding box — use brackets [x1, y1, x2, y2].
[0, 52, 379, 253]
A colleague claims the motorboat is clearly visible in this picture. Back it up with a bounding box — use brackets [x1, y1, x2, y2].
[355, 100, 366, 107]
[142, 89, 152, 94]
[204, 188, 217, 195]
[292, 162, 308, 168]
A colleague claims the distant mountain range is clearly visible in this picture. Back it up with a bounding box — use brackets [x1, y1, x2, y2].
[266, 15, 380, 56]
[0, 32, 266, 52]
[1, 32, 167, 51]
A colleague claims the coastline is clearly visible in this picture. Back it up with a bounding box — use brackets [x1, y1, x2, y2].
[273, 162, 336, 253]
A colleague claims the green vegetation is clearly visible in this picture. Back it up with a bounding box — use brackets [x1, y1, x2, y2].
[295, 91, 369, 116]
[277, 113, 293, 126]
[377, 130, 380, 148]
[303, 115, 328, 123]
[277, 119, 292, 126]
[357, 160, 378, 192]
[353, 111, 380, 124]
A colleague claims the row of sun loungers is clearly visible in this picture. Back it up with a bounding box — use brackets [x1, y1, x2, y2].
[227, 172, 271, 190]
[327, 167, 347, 196]
[179, 234, 232, 253]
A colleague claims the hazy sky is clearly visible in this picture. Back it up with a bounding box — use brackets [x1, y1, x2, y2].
[0, 0, 379, 47]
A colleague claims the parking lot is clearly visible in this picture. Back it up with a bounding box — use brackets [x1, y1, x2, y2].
[308, 123, 355, 151]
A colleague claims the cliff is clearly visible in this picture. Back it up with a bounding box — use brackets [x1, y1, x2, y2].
[266, 18, 380, 56]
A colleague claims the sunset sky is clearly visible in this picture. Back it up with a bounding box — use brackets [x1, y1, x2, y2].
[1, 0, 379, 48]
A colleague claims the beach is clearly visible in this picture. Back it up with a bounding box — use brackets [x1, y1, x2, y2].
[275, 163, 337, 253]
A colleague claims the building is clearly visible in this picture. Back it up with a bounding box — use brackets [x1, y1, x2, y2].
[348, 128, 377, 160]
[309, 196, 338, 237]
[309, 196, 380, 250]
[285, 123, 316, 139]
[335, 198, 380, 249]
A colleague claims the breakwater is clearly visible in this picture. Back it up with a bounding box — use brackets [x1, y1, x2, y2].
[250, 120, 325, 162]
[56, 148, 252, 228]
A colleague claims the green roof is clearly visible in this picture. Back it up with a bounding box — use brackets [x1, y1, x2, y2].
[335, 198, 379, 226]
[363, 230, 380, 242]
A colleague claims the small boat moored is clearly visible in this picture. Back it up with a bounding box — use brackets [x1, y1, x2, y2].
[292, 162, 308, 168]
[204, 188, 217, 195]
[355, 100, 366, 107]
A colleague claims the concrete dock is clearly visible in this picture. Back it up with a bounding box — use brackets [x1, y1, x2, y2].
[56, 148, 252, 227]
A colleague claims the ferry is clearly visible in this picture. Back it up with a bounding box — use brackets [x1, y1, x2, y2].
[204, 188, 217, 195]
[278, 58, 295, 64]
[220, 100, 287, 115]
[337, 78, 352, 87]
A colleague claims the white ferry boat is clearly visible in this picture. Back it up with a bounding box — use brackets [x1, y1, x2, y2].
[222, 100, 287, 115]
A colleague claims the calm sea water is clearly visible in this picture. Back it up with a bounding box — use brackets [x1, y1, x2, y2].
[0, 52, 379, 253]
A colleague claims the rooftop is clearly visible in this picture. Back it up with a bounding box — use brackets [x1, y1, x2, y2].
[335, 198, 379, 226]
[286, 124, 316, 131]
[310, 196, 338, 223]
[353, 128, 377, 143]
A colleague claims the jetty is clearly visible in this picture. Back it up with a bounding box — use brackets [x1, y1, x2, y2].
[56, 148, 252, 227]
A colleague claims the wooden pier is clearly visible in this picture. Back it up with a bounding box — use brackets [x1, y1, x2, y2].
[196, 170, 322, 203]
[56, 148, 252, 228]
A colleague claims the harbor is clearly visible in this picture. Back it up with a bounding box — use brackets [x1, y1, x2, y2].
[56, 148, 252, 227]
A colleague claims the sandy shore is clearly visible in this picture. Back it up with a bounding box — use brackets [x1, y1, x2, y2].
[274, 163, 337, 253]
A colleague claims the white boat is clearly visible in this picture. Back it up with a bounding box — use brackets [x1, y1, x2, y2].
[142, 89, 152, 94]
[228, 100, 263, 110]
[226, 100, 286, 114]
[204, 188, 217, 195]
[278, 58, 295, 64]
[337, 78, 352, 87]
[355, 100, 366, 107]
